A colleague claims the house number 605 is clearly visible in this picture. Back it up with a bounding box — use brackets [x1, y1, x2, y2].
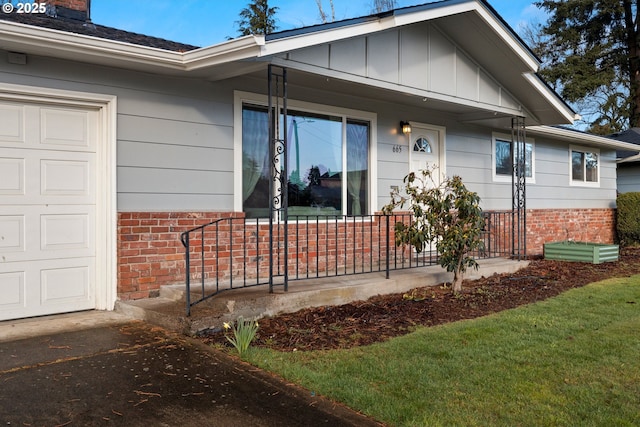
[392, 145, 403, 153]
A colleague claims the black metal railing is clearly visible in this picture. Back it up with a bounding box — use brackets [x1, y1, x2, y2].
[180, 211, 513, 315]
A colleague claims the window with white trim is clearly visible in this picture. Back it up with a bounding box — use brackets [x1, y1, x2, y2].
[570, 145, 599, 186]
[241, 103, 371, 218]
[492, 133, 535, 182]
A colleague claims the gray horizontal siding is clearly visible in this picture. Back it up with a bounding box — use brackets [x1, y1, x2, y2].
[117, 194, 234, 212]
[118, 140, 233, 171]
[118, 167, 233, 194]
[1, 50, 235, 212]
[444, 128, 617, 210]
[118, 115, 232, 149]
[1, 48, 619, 215]
[617, 165, 640, 193]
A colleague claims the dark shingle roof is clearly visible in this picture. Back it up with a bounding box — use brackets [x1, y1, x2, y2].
[0, 11, 199, 52]
[609, 128, 640, 159]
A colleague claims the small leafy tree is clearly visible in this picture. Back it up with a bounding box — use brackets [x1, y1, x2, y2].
[383, 169, 485, 293]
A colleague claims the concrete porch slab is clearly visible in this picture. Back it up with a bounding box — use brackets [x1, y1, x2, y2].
[116, 258, 529, 336]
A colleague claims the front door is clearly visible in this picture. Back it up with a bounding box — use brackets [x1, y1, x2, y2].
[409, 123, 443, 187]
[407, 123, 444, 254]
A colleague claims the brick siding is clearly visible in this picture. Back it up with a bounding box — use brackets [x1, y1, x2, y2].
[527, 208, 615, 255]
[117, 212, 242, 300]
[117, 208, 616, 300]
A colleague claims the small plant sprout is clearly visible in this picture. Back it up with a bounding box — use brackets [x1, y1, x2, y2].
[223, 317, 259, 357]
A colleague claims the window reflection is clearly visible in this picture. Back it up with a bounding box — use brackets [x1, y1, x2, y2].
[571, 149, 598, 183]
[413, 137, 432, 153]
[495, 139, 532, 178]
[242, 104, 369, 218]
[287, 111, 342, 216]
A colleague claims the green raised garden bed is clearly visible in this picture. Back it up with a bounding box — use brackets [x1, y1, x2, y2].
[543, 241, 619, 264]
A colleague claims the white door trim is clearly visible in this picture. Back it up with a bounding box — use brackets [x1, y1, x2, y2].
[0, 82, 117, 310]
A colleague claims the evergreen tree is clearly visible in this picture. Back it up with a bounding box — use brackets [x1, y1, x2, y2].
[533, 0, 639, 133]
[236, 0, 278, 36]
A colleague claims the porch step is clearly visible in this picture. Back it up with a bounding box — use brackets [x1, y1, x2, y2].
[115, 258, 528, 336]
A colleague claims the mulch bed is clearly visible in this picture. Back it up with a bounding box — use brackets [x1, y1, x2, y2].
[199, 247, 640, 352]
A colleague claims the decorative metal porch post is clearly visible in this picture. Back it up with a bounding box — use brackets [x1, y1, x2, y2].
[511, 117, 527, 259]
[267, 64, 289, 292]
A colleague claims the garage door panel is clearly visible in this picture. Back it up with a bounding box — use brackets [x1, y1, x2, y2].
[0, 157, 25, 195]
[41, 263, 92, 304]
[0, 206, 94, 262]
[41, 107, 91, 149]
[0, 215, 25, 253]
[0, 148, 95, 205]
[0, 271, 25, 310]
[0, 102, 25, 144]
[41, 159, 91, 196]
[0, 103, 96, 152]
[41, 213, 91, 252]
[0, 259, 93, 320]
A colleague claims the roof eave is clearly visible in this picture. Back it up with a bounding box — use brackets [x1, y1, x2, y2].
[522, 73, 577, 125]
[0, 20, 263, 73]
[527, 125, 640, 152]
[617, 153, 640, 163]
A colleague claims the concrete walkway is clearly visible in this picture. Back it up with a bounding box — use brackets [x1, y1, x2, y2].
[0, 319, 382, 426]
[117, 258, 528, 335]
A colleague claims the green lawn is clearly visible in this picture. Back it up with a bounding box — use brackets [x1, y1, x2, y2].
[245, 277, 640, 426]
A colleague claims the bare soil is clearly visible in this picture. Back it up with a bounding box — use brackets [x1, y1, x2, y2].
[200, 248, 640, 352]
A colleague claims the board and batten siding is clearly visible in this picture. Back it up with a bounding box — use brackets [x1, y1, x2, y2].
[283, 22, 522, 116]
[0, 49, 236, 212]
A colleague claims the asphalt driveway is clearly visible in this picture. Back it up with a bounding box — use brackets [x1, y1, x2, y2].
[0, 320, 382, 426]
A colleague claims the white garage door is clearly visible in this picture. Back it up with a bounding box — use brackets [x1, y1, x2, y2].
[0, 100, 98, 321]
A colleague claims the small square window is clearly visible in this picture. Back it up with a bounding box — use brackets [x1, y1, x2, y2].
[570, 146, 599, 186]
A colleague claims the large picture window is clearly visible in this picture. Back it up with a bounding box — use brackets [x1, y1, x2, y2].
[242, 104, 370, 218]
[570, 146, 599, 185]
[492, 134, 534, 182]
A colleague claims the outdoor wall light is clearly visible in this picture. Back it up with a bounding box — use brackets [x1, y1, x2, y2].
[400, 121, 412, 134]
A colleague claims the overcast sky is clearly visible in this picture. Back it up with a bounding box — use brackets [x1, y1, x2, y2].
[91, 1, 546, 48]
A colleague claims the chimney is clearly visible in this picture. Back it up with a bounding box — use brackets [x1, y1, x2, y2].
[47, 0, 91, 22]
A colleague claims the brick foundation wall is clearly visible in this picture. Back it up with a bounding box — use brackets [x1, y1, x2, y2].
[526, 208, 616, 255]
[117, 208, 616, 300]
[117, 212, 243, 300]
